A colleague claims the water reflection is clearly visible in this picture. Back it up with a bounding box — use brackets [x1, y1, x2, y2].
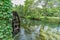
[15, 18, 60, 40]
[20, 27, 26, 40]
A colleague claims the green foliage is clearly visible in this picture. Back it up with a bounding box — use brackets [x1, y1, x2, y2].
[12, 0, 60, 23]
[13, 0, 60, 17]
[12, 0, 60, 40]
[0, 0, 13, 40]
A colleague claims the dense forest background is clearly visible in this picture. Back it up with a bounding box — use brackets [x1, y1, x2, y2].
[12, 0, 60, 23]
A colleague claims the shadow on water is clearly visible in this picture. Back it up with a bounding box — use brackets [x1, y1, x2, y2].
[15, 18, 60, 40]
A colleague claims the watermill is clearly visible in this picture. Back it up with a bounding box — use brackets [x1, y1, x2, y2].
[12, 11, 20, 36]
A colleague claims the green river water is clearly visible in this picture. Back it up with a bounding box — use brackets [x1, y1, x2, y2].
[14, 18, 60, 40]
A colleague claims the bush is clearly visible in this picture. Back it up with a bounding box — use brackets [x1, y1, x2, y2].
[0, 0, 13, 40]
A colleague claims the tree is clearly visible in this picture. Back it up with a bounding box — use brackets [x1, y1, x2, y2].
[13, 0, 60, 20]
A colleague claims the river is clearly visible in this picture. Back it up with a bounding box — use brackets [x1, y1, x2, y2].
[14, 18, 60, 40]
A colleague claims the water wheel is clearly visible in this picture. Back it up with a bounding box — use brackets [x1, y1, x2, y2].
[12, 11, 20, 37]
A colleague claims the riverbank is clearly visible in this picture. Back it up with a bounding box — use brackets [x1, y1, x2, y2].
[20, 16, 60, 23]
